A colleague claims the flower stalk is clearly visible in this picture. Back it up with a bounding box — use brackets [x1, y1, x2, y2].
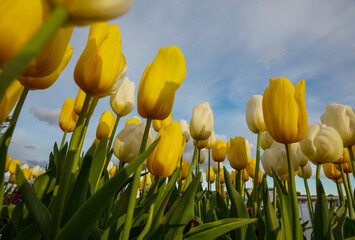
[302, 166, 314, 226]
[251, 130, 261, 218]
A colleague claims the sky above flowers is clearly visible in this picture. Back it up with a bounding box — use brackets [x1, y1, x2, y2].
[8, 0, 355, 195]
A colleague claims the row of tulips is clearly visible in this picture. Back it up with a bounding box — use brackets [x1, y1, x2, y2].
[1, 0, 355, 240]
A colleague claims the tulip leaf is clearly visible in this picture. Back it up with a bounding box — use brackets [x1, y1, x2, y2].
[33, 167, 56, 204]
[183, 218, 256, 240]
[56, 137, 160, 240]
[14, 223, 41, 240]
[314, 179, 333, 240]
[11, 202, 32, 233]
[344, 217, 355, 238]
[16, 166, 51, 239]
[331, 205, 346, 239]
[89, 135, 108, 194]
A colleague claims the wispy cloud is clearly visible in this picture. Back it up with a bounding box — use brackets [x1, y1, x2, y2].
[30, 106, 61, 126]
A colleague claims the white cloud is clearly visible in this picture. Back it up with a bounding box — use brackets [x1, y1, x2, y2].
[257, 47, 286, 69]
[30, 106, 61, 126]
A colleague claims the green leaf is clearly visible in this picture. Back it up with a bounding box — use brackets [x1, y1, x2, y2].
[183, 218, 256, 240]
[332, 205, 346, 240]
[344, 217, 355, 238]
[16, 165, 51, 239]
[11, 202, 32, 233]
[55, 137, 160, 240]
[14, 223, 41, 240]
[33, 167, 56, 205]
[314, 179, 333, 240]
[89, 135, 108, 193]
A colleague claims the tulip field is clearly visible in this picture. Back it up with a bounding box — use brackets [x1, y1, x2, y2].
[1, 1, 355, 240]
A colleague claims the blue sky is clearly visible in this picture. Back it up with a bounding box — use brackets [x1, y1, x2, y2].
[8, 0, 355, 195]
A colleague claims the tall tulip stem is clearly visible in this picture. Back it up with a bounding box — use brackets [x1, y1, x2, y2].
[302, 166, 314, 226]
[285, 143, 301, 239]
[122, 118, 152, 240]
[346, 173, 355, 208]
[0, 85, 29, 208]
[107, 115, 121, 156]
[316, 164, 321, 182]
[336, 180, 345, 205]
[251, 131, 261, 218]
[339, 164, 354, 218]
[183, 140, 199, 191]
[208, 149, 211, 192]
[348, 146, 355, 178]
[236, 170, 242, 194]
[60, 131, 67, 149]
[198, 149, 201, 174]
[0, 6, 69, 102]
[273, 178, 277, 212]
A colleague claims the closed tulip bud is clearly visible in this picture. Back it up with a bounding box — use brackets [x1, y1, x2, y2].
[106, 54, 127, 96]
[199, 149, 206, 164]
[260, 131, 274, 150]
[246, 158, 263, 180]
[9, 174, 16, 183]
[153, 113, 173, 132]
[125, 116, 141, 126]
[107, 161, 113, 173]
[113, 123, 153, 163]
[227, 136, 251, 171]
[246, 95, 266, 134]
[206, 167, 215, 183]
[9, 160, 21, 175]
[59, 98, 78, 133]
[21, 164, 29, 170]
[74, 22, 122, 97]
[74, 89, 93, 115]
[138, 46, 186, 119]
[219, 170, 225, 184]
[0, 80, 24, 124]
[295, 143, 309, 167]
[181, 160, 190, 180]
[262, 77, 308, 144]
[300, 123, 343, 165]
[110, 166, 117, 178]
[22, 168, 33, 180]
[50, 0, 135, 26]
[194, 139, 208, 149]
[190, 102, 214, 141]
[212, 140, 227, 162]
[335, 148, 350, 164]
[206, 131, 216, 149]
[110, 77, 135, 117]
[148, 122, 183, 178]
[297, 162, 312, 179]
[334, 161, 353, 174]
[321, 103, 355, 147]
[178, 119, 190, 142]
[96, 109, 116, 140]
[212, 162, 223, 174]
[5, 155, 12, 172]
[323, 163, 342, 180]
[178, 139, 186, 162]
[243, 169, 250, 182]
[32, 165, 41, 178]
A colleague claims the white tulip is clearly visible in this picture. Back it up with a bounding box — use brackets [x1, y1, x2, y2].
[178, 119, 190, 142]
[32, 165, 41, 178]
[190, 102, 214, 140]
[297, 162, 312, 179]
[206, 131, 216, 149]
[21, 164, 29, 170]
[246, 95, 266, 134]
[260, 131, 274, 150]
[110, 76, 135, 117]
[199, 148, 206, 164]
[212, 162, 223, 173]
[107, 161, 113, 172]
[295, 143, 309, 167]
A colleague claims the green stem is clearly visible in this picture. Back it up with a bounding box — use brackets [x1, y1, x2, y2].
[107, 115, 121, 156]
[236, 170, 242, 194]
[198, 149, 201, 174]
[48, 92, 91, 239]
[208, 149, 211, 192]
[316, 164, 321, 182]
[0, 6, 69, 102]
[302, 166, 314, 227]
[178, 156, 183, 194]
[347, 146, 355, 178]
[347, 173, 355, 209]
[217, 163, 220, 194]
[285, 143, 301, 240]
[0, 85, 29, 208]
[183, 140, 199, 191]
[122, 118, 152, 240]
[143, 169, 147, 196]
[273, 178, 277, 212]
[339, 164, 354, 218]
[241, 170, 244, 197]
[60, 131, 67, 149]
[336, 180, 345, 205]
[251, 131, 261, 218]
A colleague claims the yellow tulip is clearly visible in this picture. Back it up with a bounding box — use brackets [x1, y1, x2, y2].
[22, 168, 33, 180]
[50, 0, 134, 26]
[335, 148, 350, 164]
[19, 26, 73, 88]
[243, 169, 250, 182]
[181, 160, 190, 180]
[246, 158, 262, 180]
[9, 174, 16, 183]
[153, 113, 173, 132]
[110, 166, 117, 178]
[227, 136, 251, 171]
[147, 121, 183, 178]
[59, 98, 78, 133]
[206, 167, 215, 183]
[5, 155, 12, 172]
[74, 89, 93, 115]
[137, 46, 186, 120]
[323, 163, 342, 180]
[96, 109, 116, 140]
[221, 184, 226, 198]
[335, 162, 352, 174]
[212, 140, 227, 163]
[219, 170, 225, 184]
[194, 139, 208, 149]
[8, 160, 21, 175]
[262, 77, 308, 144]
[0, 80, 24, 124]
[74, 22, 122, 97]
[125, 116, 141, 126]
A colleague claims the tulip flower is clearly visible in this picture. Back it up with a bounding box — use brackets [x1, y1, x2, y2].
[113, 123, 153, 163]
[125, 116, 141, 126]
[227, 136, 251, 171]
[300, 123, 343, 165]
[9, 174, 16, 183]
[59, 98, 78, 133]
[107, 161, 113, 173]
[219, 170, 225, 184]
[74, 22, 122, 97]
[110, 77, 135, 117]
[321, 103, 355, 147]
[5, 155, 12, 172]
[106, 54, 127, 96]
[206, 131, 216, 149]
[110, 166, 117, 178]
[8, 160, 21, 175]
[246, 158, 263, 180]
[32, 165, 41, 178]
[335, 148, 350, 164]
[189, 102, 214, 141]
[260, 131, 274, 150]
[50, 0, 135, 26]
[194, 139, 208, 149]
[212, 140, 227, 163]
[297, 162, 312, 179]
[212, 162, 223, 174]
[206, 167, 215, 183]
[181, 160, 190, 180]
[137, 46, 186, 120]
[335, 162, 352, 174]
[96, 109, 116, 140]
[74, 89, 92, 115]
[22, 168, 33, 180]
[243, 169, 250, 182]
[148, 122, 183, 178]
[0, 80, 24, 124]
[199, 149, 206, 164]
[221, 184, 226, 198]
[295, 143, 309, 167]
[246, 95, 266, 134]
[178, 119, 190, 142]
[262, 77, 308, 144]
[323, 163, 342, 181]
[153, 113, 173, 132]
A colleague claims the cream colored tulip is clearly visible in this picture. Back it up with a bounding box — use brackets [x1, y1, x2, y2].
[212, 162, 223, 174]
[246, 95, 266, 134]
[110, 77, 135, 117]
[321, 103, 355, 147]
[32, 165, 41, 178]
[300, 123, 343, 165]
[297, 162, 312, 179]
[178, 119, 190, 142]
[295, 143, 309, 167]
[189, 102, 214, 141]
[199, 148, 206, 164]
[206, 131, 216, 149]
[113, 123, 154, 163]
[107, 161, 113, 173]
[260, 131, 274, 150]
